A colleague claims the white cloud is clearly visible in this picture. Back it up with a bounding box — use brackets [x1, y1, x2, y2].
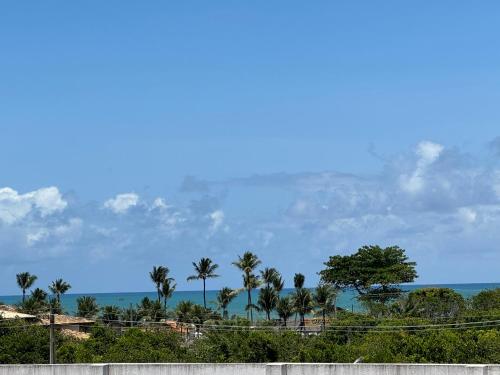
[400, 141, 444, 194]
[209, 210, 225, 232]
[458, 207, 477, 224]
[104, 193, 139, 214]
[26, 218, 83, 246]
[0, 186, 67, 224]
[151, 197, 169, 210]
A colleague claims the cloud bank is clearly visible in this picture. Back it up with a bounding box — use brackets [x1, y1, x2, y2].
[1, 139, 500, 293]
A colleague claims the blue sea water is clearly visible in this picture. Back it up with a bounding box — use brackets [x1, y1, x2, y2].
[1, 283, 498, 319]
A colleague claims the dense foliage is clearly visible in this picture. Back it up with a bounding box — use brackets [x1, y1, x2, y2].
[14, 321, 496, 364]
[3, 247, 499, 365]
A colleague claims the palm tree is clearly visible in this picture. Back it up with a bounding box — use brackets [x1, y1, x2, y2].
[149, 266, 169, 303]
[293, 288, 313, 329]
[121, 305, 139, 326]
[272, 275, 285, 293]
[260, 267, 279, 288]
[243, 273, 260, 321]
[294, 273, 305, 289]
[31, 288, 48, 303]
[16, 272, 37, 302]
[175, 300, 194, 322]
[216, 287, 238, 319]
[276, 296, 294, 327]
[257, 286, 278, 320]
[187, 258, 219, 309]
[137, 297, 165, 322]
[49, 278, 71, 304]
[233, 251, 261, 322]
[313, 283, 337, 329]
[76, 296, 99, 318]
[293, 273, 305, 324]
[161, 278, 176, 311]
[101, 305, 121, 323]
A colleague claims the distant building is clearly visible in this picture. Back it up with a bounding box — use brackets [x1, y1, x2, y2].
[0, 307, 37, 322]
[39, 314, 95, 333]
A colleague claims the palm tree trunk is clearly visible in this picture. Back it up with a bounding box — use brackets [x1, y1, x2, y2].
[333, 295, 337, 319]
[22, 289, 26, 303]
[322, 310, 326, 331]
[283, 317, 287, 327]
[157, 287, 161, 303]
[203, 278, 206, 309]
[247, 288, 252, 322]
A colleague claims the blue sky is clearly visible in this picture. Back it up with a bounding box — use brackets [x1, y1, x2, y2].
[1, 1, 500, 294]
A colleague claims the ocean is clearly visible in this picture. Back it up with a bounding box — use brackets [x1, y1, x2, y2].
[1, 283, 498, 319]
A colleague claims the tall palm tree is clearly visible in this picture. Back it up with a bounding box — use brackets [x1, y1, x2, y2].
[293, 273, 305, 323]
[313, 283, 337, 329]
[216, 287, 238, 319]
[161, 278, 176, 311]
[257, 285, 278, 320]
[293, 288, 313, 329]
[233, 251, 261, 322]
[276, 296, 294, 327]
[149, 266, 170, 303]
[260, 267, 279, 288]
[243, 273, 260, 321]
[16, 272, 37, 302]
[49, 278, 71, 304]
[187, 257, 219, 309]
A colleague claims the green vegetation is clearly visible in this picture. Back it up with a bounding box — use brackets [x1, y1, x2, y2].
[320, 245, 417, 304]
[3, 245, 499, 364]
[2, 318, 498, 364]
[232, 251, 262, 322]
[49, 279, 71, 304]
[16, 272, 37, 303]
[187, 258, 219, 309]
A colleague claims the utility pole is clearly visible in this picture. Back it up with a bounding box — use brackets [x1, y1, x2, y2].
[49, 309, 56, 364]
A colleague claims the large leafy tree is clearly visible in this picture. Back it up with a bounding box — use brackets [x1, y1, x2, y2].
[232, 251, 261, 322]
[320, 245, 417, 304]
[49, 278, 71, 304]
[16, 272, 37, 302]
[187, 258, 219, 309]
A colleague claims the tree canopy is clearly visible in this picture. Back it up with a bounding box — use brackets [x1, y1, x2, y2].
[320, 245, 417, 303]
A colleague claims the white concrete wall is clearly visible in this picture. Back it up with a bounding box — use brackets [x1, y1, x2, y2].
[108, 363, 266, 375]
[0, 363, 499, 375]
